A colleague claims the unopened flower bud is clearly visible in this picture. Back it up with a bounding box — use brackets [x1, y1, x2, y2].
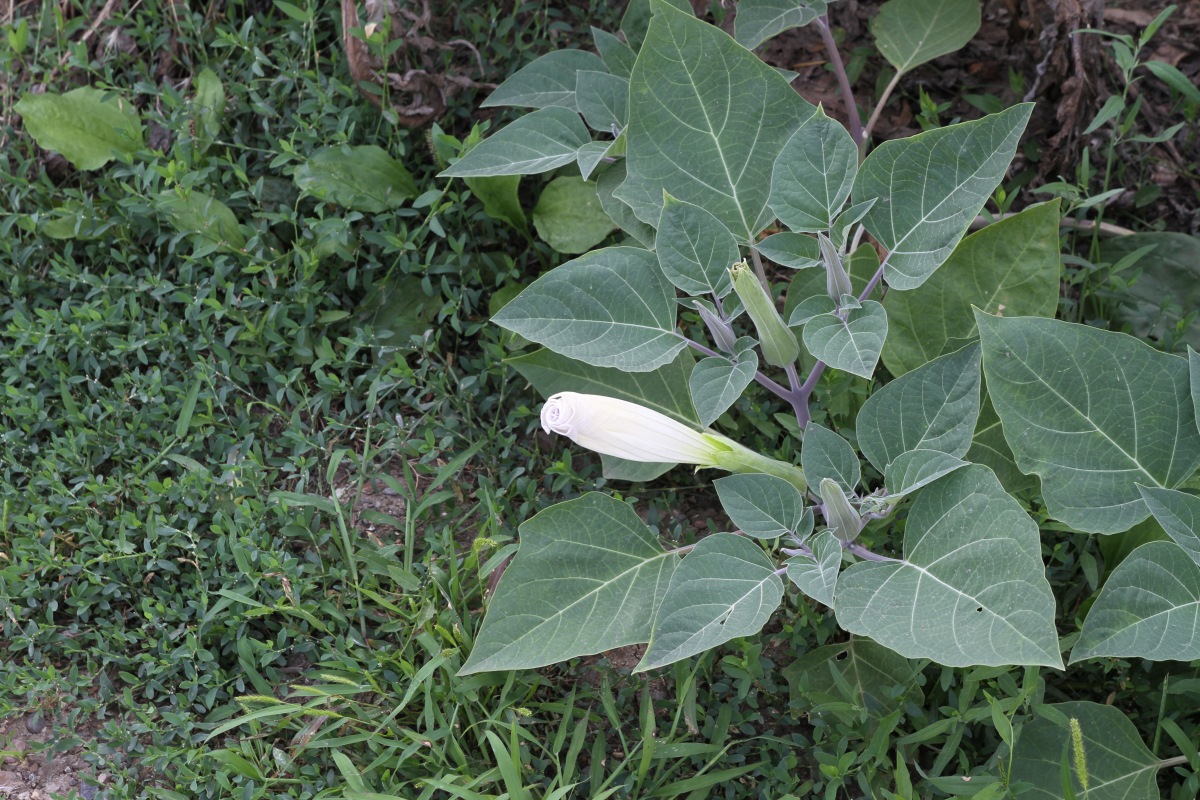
[819, 478, 864, 543]
[695, 300, 737, 354]
[541, 392, 806, 491]
[819, 233, 853, 303]
[729, 260, 799, 368]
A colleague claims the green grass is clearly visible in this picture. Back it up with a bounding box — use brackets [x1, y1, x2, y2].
[3, 2, 1200, 799]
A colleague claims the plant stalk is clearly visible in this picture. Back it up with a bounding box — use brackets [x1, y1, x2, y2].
[816, 15, 864, 145]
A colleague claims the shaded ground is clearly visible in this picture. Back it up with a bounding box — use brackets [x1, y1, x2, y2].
[0, 714, 104, 800]
[767, 0, 1200, 235]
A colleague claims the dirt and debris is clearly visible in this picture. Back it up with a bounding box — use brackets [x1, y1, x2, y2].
[0, 714, 104, 800]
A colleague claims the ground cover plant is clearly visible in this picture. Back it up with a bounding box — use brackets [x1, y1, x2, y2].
[2, 0, 1200, 799]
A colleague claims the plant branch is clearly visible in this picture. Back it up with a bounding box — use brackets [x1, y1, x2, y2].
[863, 69, 903, 142]
[749, 247, 770, 290]
[815, 15, 864, 145]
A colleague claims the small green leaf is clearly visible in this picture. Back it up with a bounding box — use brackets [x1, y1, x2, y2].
[857, 343, 981, 472]
[689, 339, 758, 427]
[871, 0, 981, 75]
[294, 145, 418, 212]
[1098, 233, 1200, 350]
[16, 87, 144, 170]
[754, 231, 822, 269]
[532, 176, 616, 254]
[492, 246, 685, 371]
[592, 26, 637, 78]
[620, 0, 692, 50]
[440, 107, 590, 177]
[466, 174, 527, 234]
[715, 472, 811, 539]
[636, 533, 783, 671]
[801, 423, 860, 491]
[461, 493, 677, 674]
[483, 49, 606, 110]
[786, 530, 841, 606]
[656, 194, 739, 297]
[836, 465, 1062, 668]
[596, 160, 657, 248]
[1137, 486, 1200, 565]
[802, 301, 888, 379]
[576, 70, 628, 132]
[769, 108, 858, 233]
[854, 104, 1033, 289]
[883, 449, 969, 499]
[968, 388, 1037, 494]
[156, 190, 246, 250]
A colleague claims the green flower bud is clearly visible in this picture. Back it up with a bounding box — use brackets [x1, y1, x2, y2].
[819, 478, 864, 542]
[819, 233, 853, 303]
[694, 300, 737, 354]
[729, 260, 799, 368]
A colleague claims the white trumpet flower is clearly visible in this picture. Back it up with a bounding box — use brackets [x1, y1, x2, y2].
[541, 392, 807, 491]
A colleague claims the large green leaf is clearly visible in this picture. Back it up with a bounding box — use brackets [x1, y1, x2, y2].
[735, 0, 829, 50]
[857, 343, 981, 472]
[656, 194, 739, 297]
[1099, 232, 1200, 351]
[802, 301, 888, 379]
[16, 87, 144, 171]
[854, 104, 1033, 290]
[1072, 541, 1200, 662]
[882, 201, 1061, 376]
[1011, 702, 1163, 800]
[461, 493, 677, 674]
[802, 423, 860, 491]
[441, 108, 590, 177]
[293, 145, 418, 212]
[482, 49, 606, 110]
[1137, 486, 1200, 566]
[689, 339, 758, 427]
[968, 387, 1037, 494]
[714, 473, 811, 539]
[507, 347, 699, 426]
[871, 0, 981, 75]
[786, 530, 841, 606]
[636, 533, 783, 670]
[783, 637, 923, 720]
[769, 108, 858, 233]
[492, 247, 686, 372]
[836, 465, 1062, 667]
[977, 313, 1200, 534]
[531, 176, 616, 254]
[615, 3, 818, 242]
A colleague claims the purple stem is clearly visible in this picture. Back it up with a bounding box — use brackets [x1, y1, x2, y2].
[815, 15, 864, 146]
[681, 335, 795, 401]
[845, 541, 900, 563]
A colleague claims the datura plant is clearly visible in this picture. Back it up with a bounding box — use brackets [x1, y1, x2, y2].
[440, 0, 1200, 678]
